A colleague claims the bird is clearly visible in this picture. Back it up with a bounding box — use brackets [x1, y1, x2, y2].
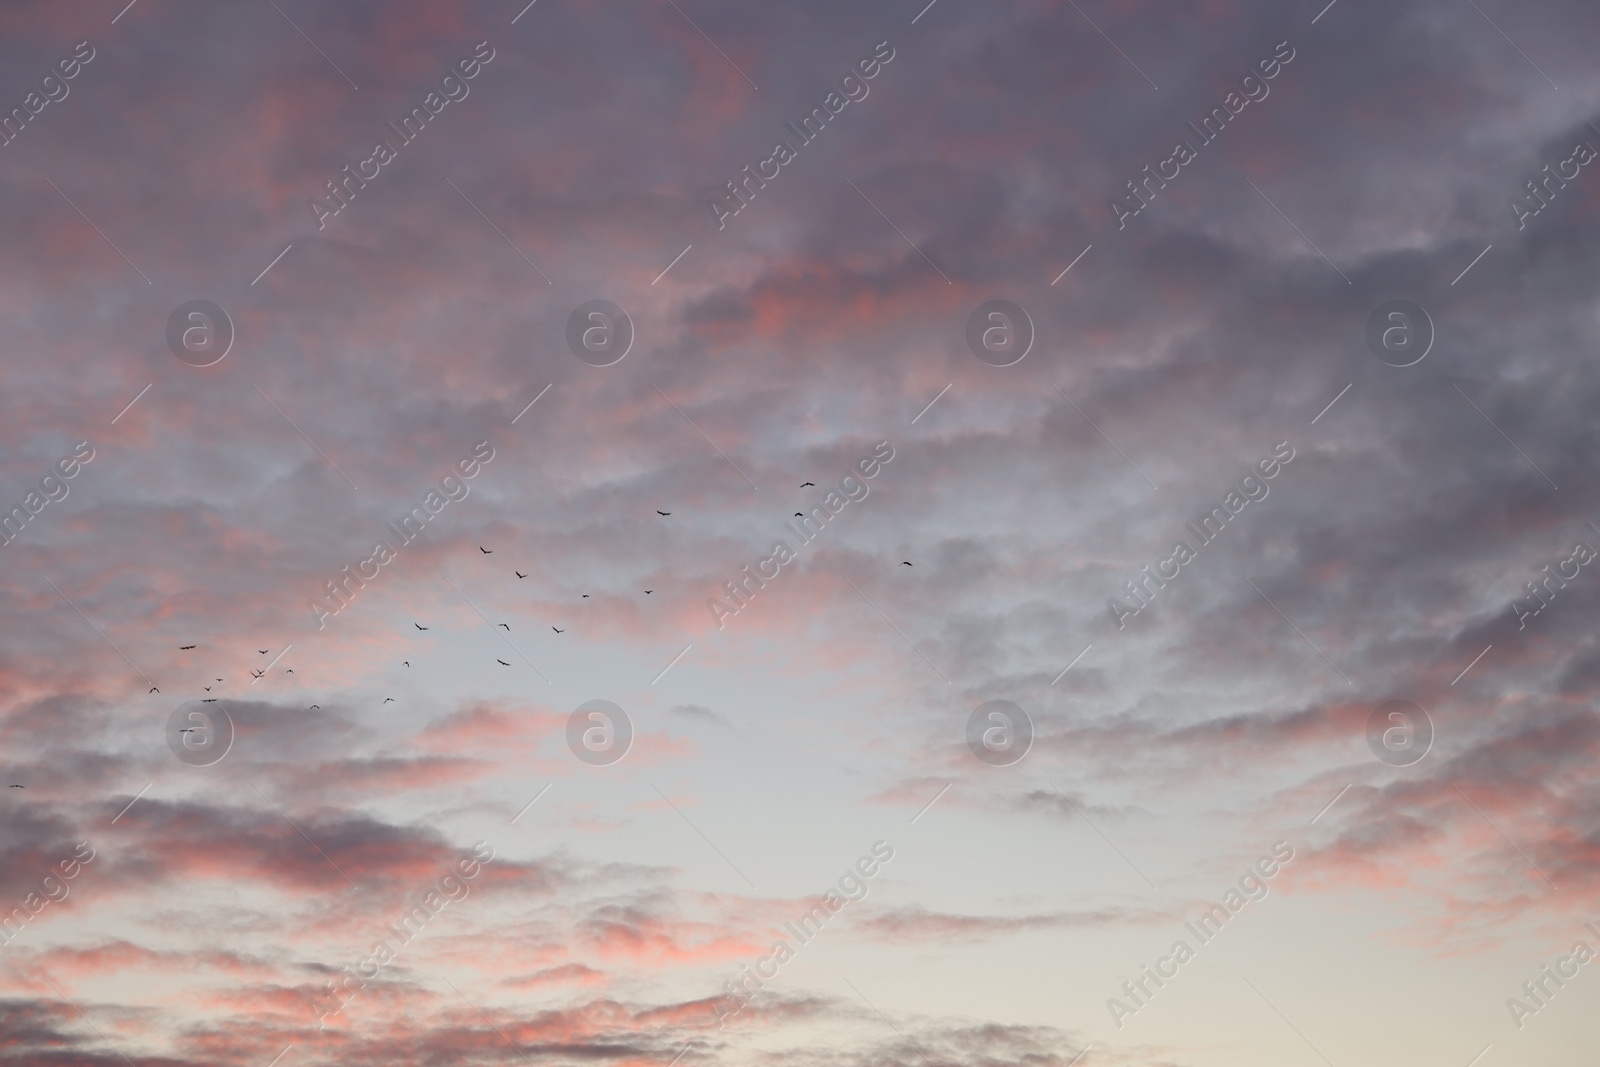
[201, 699, 218, 703]
[286, 669, 294, 674]
[384, 698, 395, 704]
[496, 659, 510, 666]
[203, 687, 211, 692]
[179, 645, 196, 650]
[656, 510, 671, 516]
[9, 784, 22, 788]
[215, 678, 223, 682]
[644, 590, 653, 595]
[794, 513, 804, 518]
[310, 704, 320, 710]
[515, 571, 527, 579]
[403, 661, 410, 667]
[149, 687, 159, 693]
[552, 627, 564, 633]
[800, 482, 815, 487]
[581, 594, 589, 598]
[250, 669, 264, 679]
[498, 623, 510, 631]
[415, 623, 429, 630]
[479, 546, 492, 554]
[900, 561, 913, 567]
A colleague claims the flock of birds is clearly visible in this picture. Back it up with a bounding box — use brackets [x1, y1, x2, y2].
[116, 489, 917, 722]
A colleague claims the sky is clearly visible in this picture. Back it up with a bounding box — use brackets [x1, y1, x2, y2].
[0, 0, 1598, 1064]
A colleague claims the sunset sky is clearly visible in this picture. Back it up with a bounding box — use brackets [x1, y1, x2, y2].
[1, 0, 1599, 1065]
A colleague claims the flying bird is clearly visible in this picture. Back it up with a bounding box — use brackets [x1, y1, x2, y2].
[515, 571, 527, 579]
[644, 590, 653, 594]
[795, 513, 804, 518]
[581, 594, 589, 598]
[384, 698, 395, 703]
[216, 678, 223, 682]
[403, 661, 410, 667]
[179, 645, 196, 650]
[657, 510, 671, 516]
[900, 561, 913, 566]
[415, 623, 429, 630]
[310, 704, 320, 710]
[496, 659, 511, 666]
[286, 669, 294, 674]
[203, 687, 210, 692]
[498, 623, 510, 630]
[250, 669, 264, 679]
[201, 699, 218, 703]
[149, 687, 158, 693]
[552, 627, 564, 633]
[9, 784, 22, 788]
[479, 546, 492, 554]
[800, 482, 815, 487]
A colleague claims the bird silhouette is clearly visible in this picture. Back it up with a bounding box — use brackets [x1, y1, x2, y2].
[201, 699, 218, 703]
[149, 687, 159, 693]
[286, 669, 294, 673]
[794, 512, 804, 518]
[496, 658, 511, 666]
[552, 627, 565, 633]
[9, 784, 22, 788]
[384, 698, 395, 703]
[179, 645, 196, 650]
[250, 669, 264, 679]
[581, 594, 589, 598]
[657, 510, 671, 516]
[415, 623, 429, 630]
[515, 571, 527, 579]
[310, 704, 320, 709]
[644, 590, 653, 594]
[258, 650, 268, 654]
[216, 678, 223, 682]
[203, 687, 211, 692]
[403, 661, 410, 667]
[900, 561, 913, 566]
[800, 482, 815, 487]
[479, 546, 492, 554]
[498, 623, 510, 630]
